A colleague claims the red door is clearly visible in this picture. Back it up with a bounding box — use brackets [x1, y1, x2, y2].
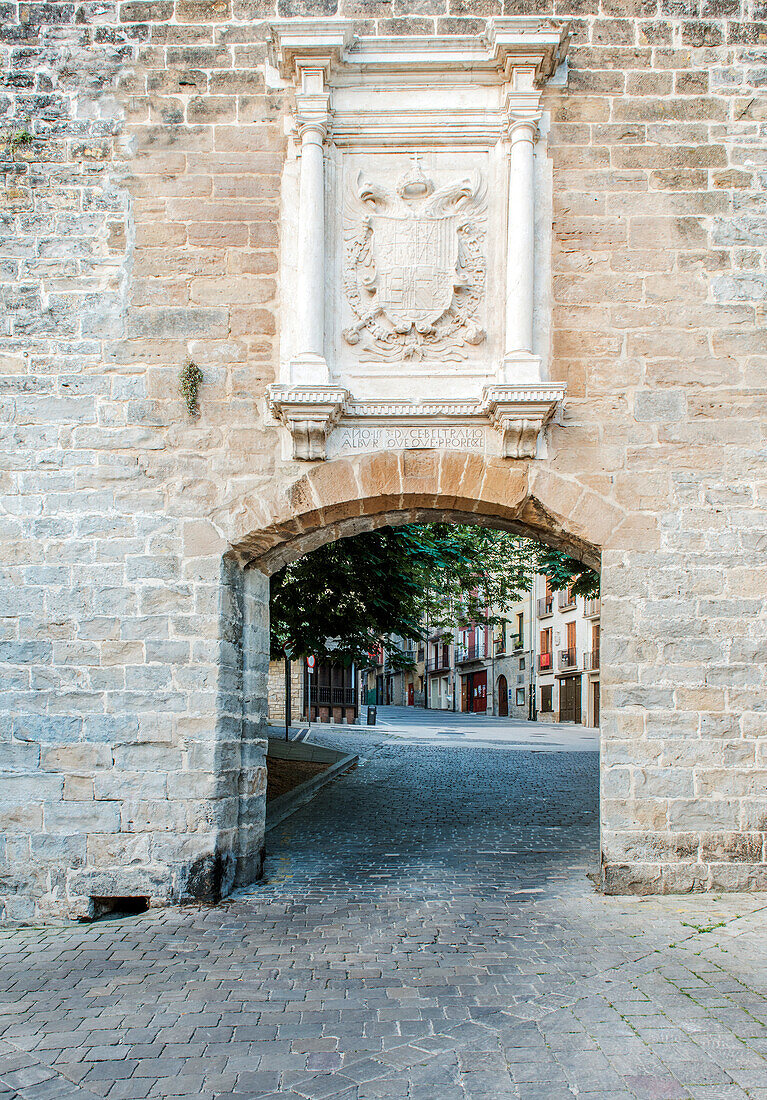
[408, 684, 414, 706]
[470, 670, 487, 712]
[475, 670, 487, 711]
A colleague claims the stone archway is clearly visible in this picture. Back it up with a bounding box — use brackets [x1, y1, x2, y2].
[223, 449, 642, 899]
[225, 451, 622, 574]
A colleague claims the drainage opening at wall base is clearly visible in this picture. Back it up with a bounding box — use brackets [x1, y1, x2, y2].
[86, 896, 150, 921]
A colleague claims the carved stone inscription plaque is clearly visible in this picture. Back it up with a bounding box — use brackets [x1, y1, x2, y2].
[338, 154, 490, 366]
[330, 424, 490, 457]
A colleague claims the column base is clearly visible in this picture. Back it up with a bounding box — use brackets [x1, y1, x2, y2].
[499, 351, 543, 385]
[289, 353, 330, 386]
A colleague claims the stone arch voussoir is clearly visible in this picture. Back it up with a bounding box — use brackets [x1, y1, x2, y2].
[221, 451, 631, 575]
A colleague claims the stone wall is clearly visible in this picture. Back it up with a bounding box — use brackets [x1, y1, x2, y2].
[1, 0, 766, 919]
[268, 658, 302, 724]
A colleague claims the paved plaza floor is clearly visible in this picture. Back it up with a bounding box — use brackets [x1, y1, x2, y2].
[1, 720, 766, 1100]
[367, 704, 599, 750]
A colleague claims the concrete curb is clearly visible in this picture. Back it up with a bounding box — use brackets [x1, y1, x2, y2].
[265, 746, 359, 833]
[268, 720, 363, 733]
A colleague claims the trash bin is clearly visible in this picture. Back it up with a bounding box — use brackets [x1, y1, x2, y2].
[367, 706, 377, 726]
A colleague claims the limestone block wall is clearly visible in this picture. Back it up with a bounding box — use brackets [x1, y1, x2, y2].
[267, 658, 302, 725]
[0, 0, 765, 919]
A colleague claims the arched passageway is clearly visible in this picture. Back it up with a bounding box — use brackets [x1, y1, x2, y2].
[227, 450, 611, 574]
[220, 449, 645, 897]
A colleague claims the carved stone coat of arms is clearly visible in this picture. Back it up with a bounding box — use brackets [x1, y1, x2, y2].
[343, 160, 487, 361]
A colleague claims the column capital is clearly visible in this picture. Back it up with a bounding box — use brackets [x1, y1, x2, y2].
[296, 115, 330, 146]
[507, 115, 540, 144]
[268, 21, 355, 81]
[482, 384, 566, 459]
[295, 85, 331, 146]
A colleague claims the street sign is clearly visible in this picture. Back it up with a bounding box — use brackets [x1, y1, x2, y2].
[306, 655, 316, 670]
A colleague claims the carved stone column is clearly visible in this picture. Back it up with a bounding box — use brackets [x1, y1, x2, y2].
[291, 64, 331, 385]
[502, 116, 540, 384]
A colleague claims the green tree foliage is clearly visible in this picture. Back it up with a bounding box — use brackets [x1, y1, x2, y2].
[270, 525, 467, 664]
[417, 525, 538, 632]
[536, 546, 600, 599]
[269, 523, 599, 663]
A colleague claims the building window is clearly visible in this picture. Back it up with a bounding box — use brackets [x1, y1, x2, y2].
[516, 688, 525, 706]
[539, 627, 552, 672]
[541, 684, 553, 712]
[519, 656, 525, 670]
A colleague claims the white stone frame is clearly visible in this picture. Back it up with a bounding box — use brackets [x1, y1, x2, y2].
[265, 19, 569, 460]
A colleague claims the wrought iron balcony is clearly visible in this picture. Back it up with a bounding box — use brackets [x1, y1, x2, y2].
[511, 632, 524, 650]
[426, 654, 451, 674]
[538, 651, 553, 672]
[537, 597, 553, 618]
[584, 650, 600, 671]
[584, 597, 601, 618]
[559, 647, 577, 670]
[558, 590, 576, 611]
[457, 644, 485, 664]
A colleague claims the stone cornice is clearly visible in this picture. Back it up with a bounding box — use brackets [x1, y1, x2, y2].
[345, 400, 486, 420]
[269, 18, 569, 87]
[270, 19, 569, 151]
[269, 20, 355, 80]
[268, 384, 566, 462]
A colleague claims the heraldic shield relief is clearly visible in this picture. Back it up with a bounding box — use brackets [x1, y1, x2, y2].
[342, 157, 487, 362]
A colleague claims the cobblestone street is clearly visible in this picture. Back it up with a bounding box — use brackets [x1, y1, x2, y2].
[1, 727, 766, 1100]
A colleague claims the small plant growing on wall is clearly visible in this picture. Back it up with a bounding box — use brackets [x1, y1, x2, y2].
[3, 128, 32, 160]
[179, 358, 203, 417]
[10, 129, 32, 157]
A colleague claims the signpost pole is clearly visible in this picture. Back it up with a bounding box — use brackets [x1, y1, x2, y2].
[285, 656, 290, 742]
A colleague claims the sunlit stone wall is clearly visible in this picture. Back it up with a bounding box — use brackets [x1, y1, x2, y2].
[1, 0, 765, 919]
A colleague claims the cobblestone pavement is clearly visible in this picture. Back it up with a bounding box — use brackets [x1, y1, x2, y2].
[1, 730, 766, 1100]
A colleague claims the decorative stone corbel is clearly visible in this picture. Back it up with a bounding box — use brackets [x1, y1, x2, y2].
[268, 20, 354, 81]
[488, 17, 570, 87]
[482, 383, 566, 459]
[268, 385, 349, 461]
